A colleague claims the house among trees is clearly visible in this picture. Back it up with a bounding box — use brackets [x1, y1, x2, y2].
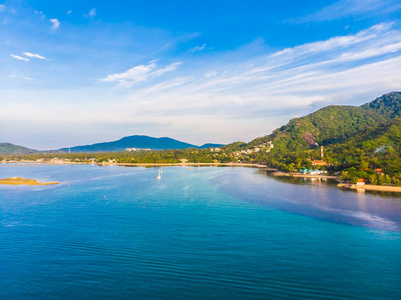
[311, 160, 326, 166]
[374, 169, 384, 175]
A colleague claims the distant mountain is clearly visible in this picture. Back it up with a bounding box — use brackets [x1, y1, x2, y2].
[59, 135, 224, 153]
[240, 92, 401, 153]
[0, 143, 38, 155]
[199, 143, 225, 149]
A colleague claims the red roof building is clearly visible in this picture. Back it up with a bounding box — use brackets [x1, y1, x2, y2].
[312, 160, 326, 166]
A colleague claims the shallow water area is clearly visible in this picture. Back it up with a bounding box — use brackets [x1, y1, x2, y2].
[0, 164, 400, 299]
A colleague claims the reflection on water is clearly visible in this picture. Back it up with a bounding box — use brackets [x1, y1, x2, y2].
[214, 169, 401, 232]
[266, 171, 401, 198]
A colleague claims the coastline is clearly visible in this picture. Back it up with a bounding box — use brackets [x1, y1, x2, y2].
[3, 160, 401, 193]
[338, 183, 401, 192]
[115, 162, 276, 169]
[272, 171, 338, 180]
[0, 160, 276, 170]
[273, 171, 401, 193]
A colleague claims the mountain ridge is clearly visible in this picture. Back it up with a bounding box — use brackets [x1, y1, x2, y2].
[57, 135, 224, 153]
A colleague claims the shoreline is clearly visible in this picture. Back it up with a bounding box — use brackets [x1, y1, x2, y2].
[272, 171, 338, 180]
[273, 171, 401, 193]
[338, 183, 401, 192]
[3, 160, 401, 193]
[0, 160, 277, 170]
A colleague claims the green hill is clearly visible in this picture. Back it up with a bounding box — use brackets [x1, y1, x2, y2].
[220, 91, 401, 179]
[361, 91, 401, 117]
[242, 92, 401, 153]
[0, 143, 38, 155]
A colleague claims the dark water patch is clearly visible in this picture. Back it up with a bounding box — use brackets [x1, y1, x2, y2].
[212, 168, 401, 232]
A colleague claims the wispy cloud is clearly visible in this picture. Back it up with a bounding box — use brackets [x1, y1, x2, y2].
[88, 8, 96, 18]
[34, 10, 45, 19]
[3, 22, 401, 146]
[102, 60, 183, 87]
[9, 74, 16, 78]
[66, 10, 71, 15]
[270, 23, 392, 63]
[293, 0, 401, 23]
[205, 71, 217, 78]
[190, 44, 206, 52]
[49, 18, 60, 30]
[99, 22, 401, 140]
[23, 77, 33, 80]
[23, 52, 47, 60]
[10, 54, 29, 61]
[0, 4, 6, 12]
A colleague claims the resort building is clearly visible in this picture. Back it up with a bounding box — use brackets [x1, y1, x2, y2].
[356, 178, 365, 186]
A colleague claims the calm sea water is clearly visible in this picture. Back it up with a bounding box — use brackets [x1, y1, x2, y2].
[0, 164, 400, 299]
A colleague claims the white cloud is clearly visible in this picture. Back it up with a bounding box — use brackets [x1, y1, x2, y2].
[66, 10, 71, 15]
[99, 22, 401, 139]
[272, 23, 391, 59]
[102, 60, 183, 87]
[9, 75, 16, 78]
[205, 71, 217, 78]
[23, 52, 47, 60]
[190, 44, 206, 52]
[3, 23, 401, 146]
[89, 8, 96, 18]
[23, 77, 33, 80]
[10, 54, 29, 61]
[34, 10, 45, 19]
[50, 18, 60, 30]
[0, 5, 6, 12]
[294, 0, 401, 23]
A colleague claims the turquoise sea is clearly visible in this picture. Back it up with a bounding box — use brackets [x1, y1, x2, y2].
[0, 164, 400, 299]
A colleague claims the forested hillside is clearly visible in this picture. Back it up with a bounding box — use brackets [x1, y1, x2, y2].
[0, 143, 38, 155]
[241, 92, 401, 153]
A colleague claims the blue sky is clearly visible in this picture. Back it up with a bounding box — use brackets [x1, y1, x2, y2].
[1, 0, 401, 149]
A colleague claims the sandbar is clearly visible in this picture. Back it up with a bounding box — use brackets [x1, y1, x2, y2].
[0, 177, 59, 185]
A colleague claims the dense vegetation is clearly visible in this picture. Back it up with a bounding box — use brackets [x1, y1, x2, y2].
[233, 92, 401, 185]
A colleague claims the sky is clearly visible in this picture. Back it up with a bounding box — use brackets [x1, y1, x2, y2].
[1, 0, 401, 149]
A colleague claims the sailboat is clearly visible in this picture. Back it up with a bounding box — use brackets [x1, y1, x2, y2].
[157, 168, 161, 180]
